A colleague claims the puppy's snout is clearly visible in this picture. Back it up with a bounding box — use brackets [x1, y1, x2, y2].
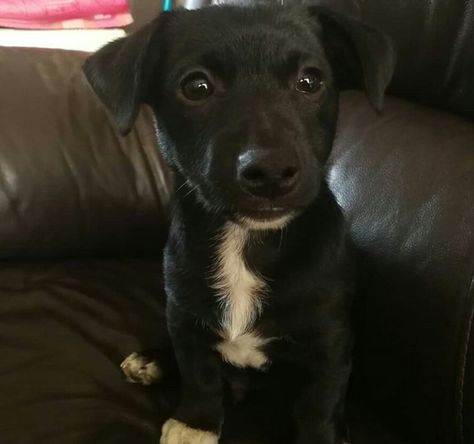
[237, 149, 300, 200]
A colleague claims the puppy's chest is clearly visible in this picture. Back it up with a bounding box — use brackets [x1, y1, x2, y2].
[211, 223, 278, 369]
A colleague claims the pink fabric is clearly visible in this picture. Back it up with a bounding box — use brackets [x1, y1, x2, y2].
[0, 0, 132, 29]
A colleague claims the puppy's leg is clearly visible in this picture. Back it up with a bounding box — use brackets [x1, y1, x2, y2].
[160, 302, 223, 444]
[294, 330, 352, 444]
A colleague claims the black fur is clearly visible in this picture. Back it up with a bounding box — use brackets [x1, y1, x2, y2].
[84, 4, 394, 443]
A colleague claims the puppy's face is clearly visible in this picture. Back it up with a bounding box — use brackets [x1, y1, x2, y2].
[84, 5, 394, 226]
[153, 7, 337, 223]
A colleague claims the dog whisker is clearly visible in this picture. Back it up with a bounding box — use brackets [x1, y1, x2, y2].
[183, 185, 199, 198]
[176, 181, 189, 193]
[279, 227, 284, 251]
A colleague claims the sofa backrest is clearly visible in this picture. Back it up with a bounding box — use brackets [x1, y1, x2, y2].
[317, 0, 474, 121]
[329, 91, 474, 444]
[0, 47, 172, 259]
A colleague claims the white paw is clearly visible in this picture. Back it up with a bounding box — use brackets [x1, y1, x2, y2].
[160, 419, 219, 444]
[120, 352, 162, 385]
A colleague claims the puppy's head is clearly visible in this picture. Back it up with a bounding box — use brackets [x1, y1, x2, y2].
[84, 5, 395, 228]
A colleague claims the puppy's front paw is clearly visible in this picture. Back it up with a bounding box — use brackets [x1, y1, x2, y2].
[120, 352, 162, 385]
[160, 419, 219, 444]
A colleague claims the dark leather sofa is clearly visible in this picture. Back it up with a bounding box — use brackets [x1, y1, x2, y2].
[0, 1, 472, 443]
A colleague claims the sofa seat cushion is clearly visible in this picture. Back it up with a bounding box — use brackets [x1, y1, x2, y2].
[0, 259, 170, 443]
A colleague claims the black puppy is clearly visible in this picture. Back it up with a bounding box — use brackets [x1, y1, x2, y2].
[84, 4, 394, 444]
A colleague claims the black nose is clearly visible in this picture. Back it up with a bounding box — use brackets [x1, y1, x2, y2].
[237, 149, 300, 200]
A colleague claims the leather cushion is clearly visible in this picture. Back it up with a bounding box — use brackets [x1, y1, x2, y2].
[329, 91, 474, 444]
[0, 47, 172, 260]
[311, 0, 474, 120]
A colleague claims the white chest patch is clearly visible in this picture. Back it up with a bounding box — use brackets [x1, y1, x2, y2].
[211, 223, 269, 368]
[216, 331, 271, 369]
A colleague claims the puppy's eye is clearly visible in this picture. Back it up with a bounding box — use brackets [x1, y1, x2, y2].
[296, 69, 323, 94]
[181, 73, 214, 101]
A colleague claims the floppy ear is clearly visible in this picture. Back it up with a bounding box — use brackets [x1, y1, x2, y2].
[83, 17, 163, 134]
[309, 6, 396, 111]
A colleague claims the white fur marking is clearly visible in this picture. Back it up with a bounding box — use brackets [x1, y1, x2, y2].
[120, 352, 162, 386]
[211, 222, 267, 341]
[216, 332, 270, 369]
[240, 214, 293, 231]
[160, 419, 218, 444]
